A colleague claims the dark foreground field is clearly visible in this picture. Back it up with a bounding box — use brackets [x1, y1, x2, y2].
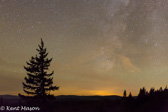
[1, 95, 168, 112]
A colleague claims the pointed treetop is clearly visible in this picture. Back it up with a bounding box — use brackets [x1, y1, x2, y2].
[123, 90, 127, 97]
[129, 92, 132, 98]
[41, 38, 44, 47]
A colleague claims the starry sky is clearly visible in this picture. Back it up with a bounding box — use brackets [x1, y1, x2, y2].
[1, 0, 168, 96]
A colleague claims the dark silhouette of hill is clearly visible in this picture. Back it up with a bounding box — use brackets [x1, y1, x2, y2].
[0, 95, 122, 112]
[0, 95, 19, 99]
[56, 95, 121, 101]
[1, 86, 168, 112]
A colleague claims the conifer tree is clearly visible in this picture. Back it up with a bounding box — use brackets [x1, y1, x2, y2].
[123, 90, 127, 98]
[138, 87, 146, 99]
[149, 88, 155, 95]
[128, 92, 134, 101]
[128, 92, 132, 98]
[19, 39, 59, 99]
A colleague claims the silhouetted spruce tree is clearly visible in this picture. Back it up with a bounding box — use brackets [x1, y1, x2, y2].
[19, 39, 59, 99]
[123, 90, 127, 98]
[149, 88, 155, 96]
[164, 86, 168, 93]
[138, 87, 147, 99]
[128, 92, 132, 98]
[159, 87, 163, 92]
[128, 92, 134, 102]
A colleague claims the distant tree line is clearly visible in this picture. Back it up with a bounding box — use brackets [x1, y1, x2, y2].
[120, 86, 168, 112]
[123, 86, 168, 101]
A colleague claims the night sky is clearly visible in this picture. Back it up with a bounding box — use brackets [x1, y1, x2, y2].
[1, 0, 168, 96]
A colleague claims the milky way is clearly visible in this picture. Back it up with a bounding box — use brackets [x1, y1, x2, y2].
[1, 0, 168, 96]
